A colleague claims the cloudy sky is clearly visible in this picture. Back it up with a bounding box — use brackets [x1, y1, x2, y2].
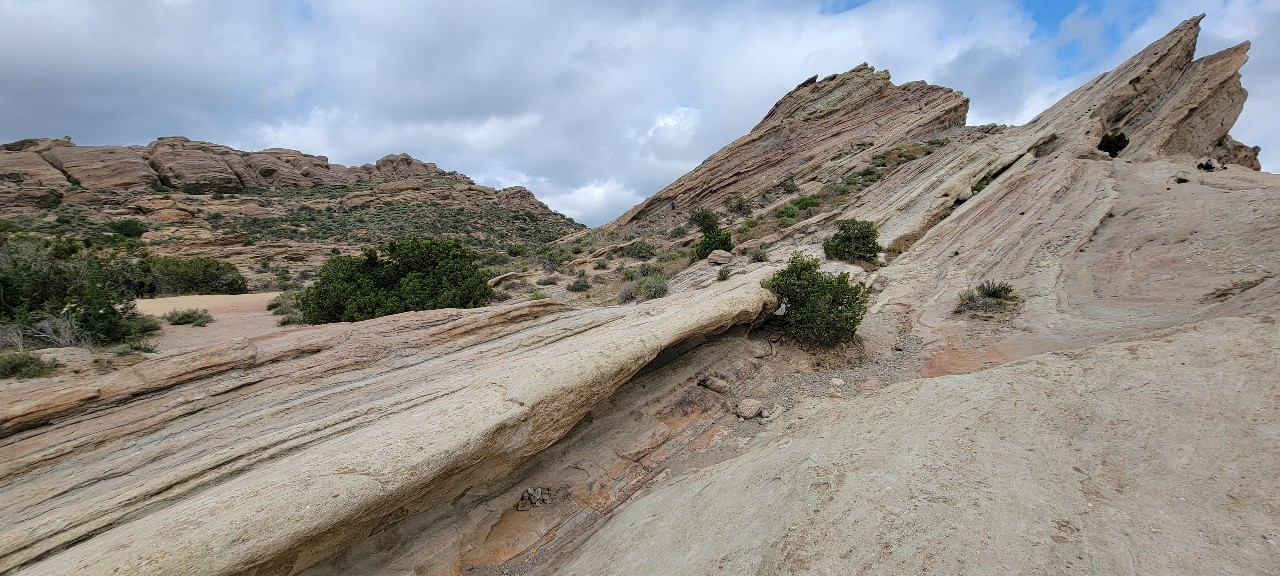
[1, 0, 1276, 225]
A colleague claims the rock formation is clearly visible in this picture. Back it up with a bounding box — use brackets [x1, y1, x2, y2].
[1, 13, 1276, 576]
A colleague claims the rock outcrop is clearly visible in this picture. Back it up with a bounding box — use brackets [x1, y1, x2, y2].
[2, 12, 1276, 576]
[0, 277, 775, 575]
[41, 145, 159, 192]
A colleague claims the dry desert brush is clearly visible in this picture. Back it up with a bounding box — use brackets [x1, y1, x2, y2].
[955, 280, 1017, 314]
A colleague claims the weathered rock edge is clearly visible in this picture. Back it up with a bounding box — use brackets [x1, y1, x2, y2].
[0, 273, 776, 575]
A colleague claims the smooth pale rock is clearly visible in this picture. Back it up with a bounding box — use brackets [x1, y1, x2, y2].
[554, 315, 1280, 575]
[707, 250, 734, 265]
[736, 398, 764, 419]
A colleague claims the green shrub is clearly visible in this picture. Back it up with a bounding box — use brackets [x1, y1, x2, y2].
[717, 266, 732, 281]
[775, 204, 800, 220]
[536, 276, 558, 286]
[0, 351, 57, 379]
[976, 280, 1014, 300]
[566, 277, 590, 292]
[762, 254, 869, 346]
[593, 260, 609, 270]
[687, 207, 733, 262]
[620, 239, 656, 260]
[777, 217, 796, 228]
[491, 289, 513, 301]
[621, 267, 639, 281]
[823, 219, 881, 262]
[296, 238, 493, 324]
[106, 219, 147, 238]
[792, 195, 819, 210]
[636, 275, 669, 300]
[726, 195, 754, 217]
[144, 256, 247, 295]
[529, 290, 548, 300]
[749, 245, 770, 262]
[1097, 132, 1129, 158]
[161, 308, 213, 327]
[0, 236, 156, 344]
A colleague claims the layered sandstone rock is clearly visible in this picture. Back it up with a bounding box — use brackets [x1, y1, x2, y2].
[41, 145, 158, 192]
[0, 276, 775, 575]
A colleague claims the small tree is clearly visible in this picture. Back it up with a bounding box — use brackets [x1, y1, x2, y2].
[762, 254, 869, 346]
[689, 207, 733, 261]
[823, 219, 881, 262]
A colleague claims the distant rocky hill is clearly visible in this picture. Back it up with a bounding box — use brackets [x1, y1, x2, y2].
[0, 136, 583, 285]
[2, 14, 1277, 576]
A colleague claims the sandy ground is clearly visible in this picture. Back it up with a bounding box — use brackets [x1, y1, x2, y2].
[135, 292, 284, 352]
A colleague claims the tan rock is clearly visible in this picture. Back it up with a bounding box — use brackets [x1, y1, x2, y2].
[707, 250, 733, 265]
[41, 145, 158, 192]
[735, 398, 763, 419]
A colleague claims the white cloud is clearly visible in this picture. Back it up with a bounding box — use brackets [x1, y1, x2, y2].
[0, 0, 1276, 225]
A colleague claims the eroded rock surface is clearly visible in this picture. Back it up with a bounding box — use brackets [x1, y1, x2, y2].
[0, 276, 775, 575]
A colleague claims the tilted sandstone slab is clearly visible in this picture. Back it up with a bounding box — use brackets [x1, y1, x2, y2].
[0, 273, 775, 575]
[40, 145, 158, 192]
[552, 314, 1280, 575]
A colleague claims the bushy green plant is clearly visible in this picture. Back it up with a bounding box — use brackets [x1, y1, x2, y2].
[636, 275, 669, 300]
[620, 239, 656, 260]
[566, 276, 590, 292]
[536, 276, 558, 286]
[528, 290, 548, 300]
[296, 238, 493, 324]
[717, 266, 732, 281]
[0, 351, 58, 379]
[593, 260, 609, 270]
[792, 195, 819, 211]
[689, 207, 733, 261]
[762, 254, 869, 346]
[775, 204, 800, 220]
[144, 256, 247, 295]
[161, 308, 213, 327]
[0, 236, 157, 344]
[823, 219, 881, 262]
[749, 245, 770, 262]
[106, 219, 147, 238]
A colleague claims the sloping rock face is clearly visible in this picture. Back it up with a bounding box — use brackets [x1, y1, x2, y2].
[553, 315, 1280, 575]
[0, 151, 68, 213]
[607, 65, 969, 236]
[0, 278, 775, 575]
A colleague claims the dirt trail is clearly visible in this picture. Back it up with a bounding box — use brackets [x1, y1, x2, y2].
[135, 292, 282, 352]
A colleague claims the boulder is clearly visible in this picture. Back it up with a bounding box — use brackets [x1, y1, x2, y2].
[707, 250, 734, 265]
[735, 398, 763, 419]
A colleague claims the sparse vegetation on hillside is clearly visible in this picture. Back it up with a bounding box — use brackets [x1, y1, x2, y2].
[295, 238, 493, 324]
[689, 207, 733, 262]
[762, 253, 869, 346]
[823, 219, 882, 263]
